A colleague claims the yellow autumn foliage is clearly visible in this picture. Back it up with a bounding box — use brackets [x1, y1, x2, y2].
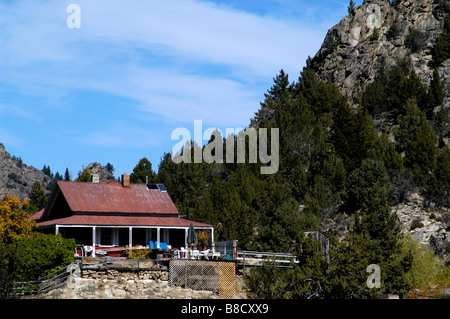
[0, 195, 36, 243]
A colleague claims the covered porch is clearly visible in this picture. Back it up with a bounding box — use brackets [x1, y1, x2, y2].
[52, 224, 214, 258]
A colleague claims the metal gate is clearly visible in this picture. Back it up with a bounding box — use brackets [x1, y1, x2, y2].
[169, 260, 236, 298]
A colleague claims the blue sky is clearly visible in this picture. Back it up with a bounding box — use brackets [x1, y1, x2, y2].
[0, 0, 363, 179]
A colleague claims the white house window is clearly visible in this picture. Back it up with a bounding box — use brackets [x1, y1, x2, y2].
[96, 228, 118, 246]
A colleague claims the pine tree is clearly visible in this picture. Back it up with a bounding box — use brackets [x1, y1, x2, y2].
[331, 102, 378, 173]
[42, 165, 53, 178]
[75, 168, 91, 182]
[345, 159, 389, 213]
[423, 147, 450, 207]
[64, 168, 71, 181]
[28, 181, 47, 213]
[348, 0, 356, 15]
[431, 10, 450, 68]
[427, 69, 444, 116]
[369, 133, 404, 171]
[130, 157, 157, 184]
[395, 98, 438, 182]
[352, 183, 411, 296]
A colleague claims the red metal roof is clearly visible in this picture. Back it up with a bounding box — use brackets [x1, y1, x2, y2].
[57, 180, 179, 215]
[30, 209, 44, 221]
[33, 180, 213, 228]
[30, 180, 212, 227]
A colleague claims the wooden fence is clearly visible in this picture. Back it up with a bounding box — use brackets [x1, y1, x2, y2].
[13, 264, 75, 297]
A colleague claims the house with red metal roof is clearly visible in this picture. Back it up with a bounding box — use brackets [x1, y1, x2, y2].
[30, 173, 214, 257]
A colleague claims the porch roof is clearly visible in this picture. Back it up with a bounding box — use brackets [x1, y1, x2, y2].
[35, 213, 212, 228]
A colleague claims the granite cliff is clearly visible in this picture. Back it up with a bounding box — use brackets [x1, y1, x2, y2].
[312, 0, 450, 114]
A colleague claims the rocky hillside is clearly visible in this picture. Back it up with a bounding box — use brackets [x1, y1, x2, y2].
[312, 0, 450, 261]
[0, 142, 114, 201]
[0, 143, 53, 201]
[312, 0, 450, 110]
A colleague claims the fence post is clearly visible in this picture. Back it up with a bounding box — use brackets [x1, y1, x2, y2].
[243, 252, 246, 271]
[185, 260, 188, 289]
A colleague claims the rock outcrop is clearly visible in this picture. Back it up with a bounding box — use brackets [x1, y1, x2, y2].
[312, 0, 450, 108]
[84, 162, 115, 182]
[395, 202, 449, 259]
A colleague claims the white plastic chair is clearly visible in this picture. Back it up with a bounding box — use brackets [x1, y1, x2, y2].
[199, 249, 210, 260]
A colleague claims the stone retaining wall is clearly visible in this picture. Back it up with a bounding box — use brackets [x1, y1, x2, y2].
[40, 264, 220, 299]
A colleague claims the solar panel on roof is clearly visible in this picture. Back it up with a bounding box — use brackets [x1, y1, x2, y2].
[157, 184, 167, 191]
[147, 184, 159, 190]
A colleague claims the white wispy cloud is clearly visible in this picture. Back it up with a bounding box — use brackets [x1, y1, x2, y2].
[0, 0, 336, 172]
[0, 0, 323, 126]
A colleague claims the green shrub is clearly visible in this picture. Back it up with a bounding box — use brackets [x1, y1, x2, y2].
[401, 234, 450, 293]
[15, 233, 76, 281]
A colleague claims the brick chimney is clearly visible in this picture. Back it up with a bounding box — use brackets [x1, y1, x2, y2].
[122, 173, 130, 187]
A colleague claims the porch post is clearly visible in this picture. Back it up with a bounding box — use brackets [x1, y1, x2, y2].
[211, 227, 215, 254]
[156, 227, 160, 249]
[129, 227, 133, 249]
[92, 226, 96, 257]
[184, 227, 188, 250]
[55, 225, 59, 236]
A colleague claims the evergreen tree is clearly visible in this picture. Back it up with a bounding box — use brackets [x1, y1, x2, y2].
[289, 159, 308, 201]
[369, 133, 404, 172]
[257, 197, 319, 253]
[326, 183, 412, 298]
[130, 157, 157, 184]
[431, 10, 450, 68]
[423, 147, 450, 207]
[360, 67, 429, 119]
[345, 159, 389, 213]
[294, 62, 342, 115]
[395, 98, 438, 183]
[352, 183, 412, 296]
[427, 69, 444, 116]
[360, 70, 388, 114]
[331, 102, 378, 173]
[75, 168, 91, 183]
[28, 181, 47, 214]
[42, 165, 54, 178]
[432, 105, 450, 146]
[348, 0, 356, 15]
[64, 168, 71, 181]
[252, 69, 291, 129]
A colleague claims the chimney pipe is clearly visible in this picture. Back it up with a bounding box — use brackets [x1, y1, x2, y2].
[122, 173, 130, 187]
[91, 174, 100, 183]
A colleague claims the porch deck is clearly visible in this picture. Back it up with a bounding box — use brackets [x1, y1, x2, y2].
[76, 245, 220, 260]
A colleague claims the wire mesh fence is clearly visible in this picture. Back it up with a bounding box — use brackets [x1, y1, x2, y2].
[169, 259, 236, 298]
